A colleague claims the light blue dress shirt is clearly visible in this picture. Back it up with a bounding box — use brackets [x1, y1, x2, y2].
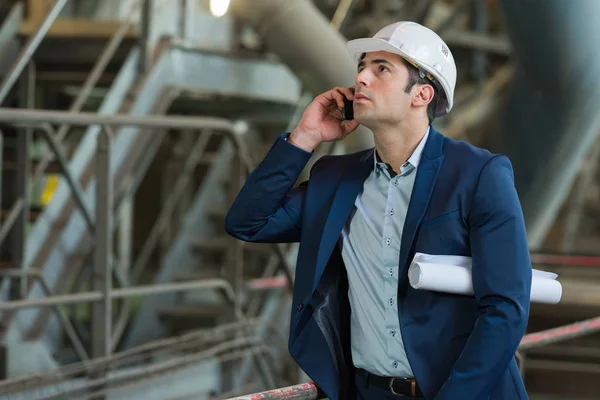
[339, 127, 430, 377]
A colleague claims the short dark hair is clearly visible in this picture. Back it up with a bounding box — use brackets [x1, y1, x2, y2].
[401, 58, 438, 124]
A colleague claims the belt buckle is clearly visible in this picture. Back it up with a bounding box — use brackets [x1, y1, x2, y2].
[389, 377, 416, 397]
[389, 377, 405, 397]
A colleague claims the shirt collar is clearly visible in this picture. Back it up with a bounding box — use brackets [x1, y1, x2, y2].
[373, 126, 430, 173]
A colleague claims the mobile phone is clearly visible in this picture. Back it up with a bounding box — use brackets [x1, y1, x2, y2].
[343, 96, 354, 120]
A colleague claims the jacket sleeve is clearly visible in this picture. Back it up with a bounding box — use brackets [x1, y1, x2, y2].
[434, 155, 532, 400]
[224, 134, 314, 243]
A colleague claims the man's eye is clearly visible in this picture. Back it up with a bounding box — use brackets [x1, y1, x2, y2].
[379, 65, 388, 72]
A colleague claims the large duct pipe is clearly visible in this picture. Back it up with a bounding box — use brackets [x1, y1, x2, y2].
[487, 0, 600, 249]
[231, 0, 374, 151]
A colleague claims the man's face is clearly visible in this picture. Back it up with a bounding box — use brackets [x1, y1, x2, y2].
[353, 51, 413, 127]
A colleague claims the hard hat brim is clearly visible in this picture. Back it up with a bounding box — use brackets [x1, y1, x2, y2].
[346, 38, 407, 63]
[346, 37, 452, 117]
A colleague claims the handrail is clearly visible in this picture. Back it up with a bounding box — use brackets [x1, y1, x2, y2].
[227, 383, 324, 400]
[0, 0, 68, 104]
[0, 278, 238, 311]
[0, 111, 279, 386]
[519, 316, 600, 351]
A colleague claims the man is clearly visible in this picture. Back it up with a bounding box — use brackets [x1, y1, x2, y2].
[225, 21, 531, 400]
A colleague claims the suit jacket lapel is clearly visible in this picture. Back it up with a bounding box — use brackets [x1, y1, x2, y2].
[312, 149, 374, 293]
[398, 128, 445, 280]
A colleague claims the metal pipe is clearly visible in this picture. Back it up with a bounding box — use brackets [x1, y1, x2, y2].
[0, 131, 2, 235]
[40, 124, 95, 233]
[226, 382, 323, 400]
[519, 316, 600, 351]
[0, 268, 41, 279]
[67, 347, 270, 400]
[92, 129, 113, 360]
[16, 60, 34, 298]
[494, 0, 600, 248]
[529, 253, 600, 267]
[47, 342, 269, 400]
[113, 279, 237, 302]
[0, 198, 24, 247]
[330, 0, 354, 31]
[0, 108, 236, 131]
[0, 291, 103, 310]
[231, 0, 373, 151]
[138, 0, 153, 74]
[0, 279, 238, 311]
[0, 0, 68, 104]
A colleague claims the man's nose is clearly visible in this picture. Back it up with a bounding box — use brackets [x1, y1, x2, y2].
[355, 69, 370, 87]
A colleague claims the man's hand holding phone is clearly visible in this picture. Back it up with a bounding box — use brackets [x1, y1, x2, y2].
[288, 87, 359, 152]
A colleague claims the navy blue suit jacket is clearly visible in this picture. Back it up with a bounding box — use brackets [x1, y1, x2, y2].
[225, 127, 531, 400]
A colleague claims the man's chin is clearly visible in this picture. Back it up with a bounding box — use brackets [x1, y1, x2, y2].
[355, 113, 376, 128]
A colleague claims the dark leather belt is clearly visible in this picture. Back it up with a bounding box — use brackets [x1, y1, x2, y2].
[357, 368, 424, 397]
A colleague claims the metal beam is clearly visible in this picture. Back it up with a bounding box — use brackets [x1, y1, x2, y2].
[92, 129, 113, 360]
[138, 0, 153, 74]
[495, 0, 600, 248]
[0, 2, 23, 62]
[0, 279, 237, 311]
[0, 0, 68, 104]
[0, 108, 236, 131]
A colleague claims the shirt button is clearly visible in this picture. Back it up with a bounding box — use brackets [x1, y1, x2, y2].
[297, 303, 303, 312]
[389, 298, 394, 306]
[393, 361, 399, 368]
[385, 238, 391, 245]
[391, 330, 396, 337]
[389, 268, 393, 276]
[390, 208, 394, 216]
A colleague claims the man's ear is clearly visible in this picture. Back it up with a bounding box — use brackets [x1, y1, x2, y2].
[412, 84, 435, 108]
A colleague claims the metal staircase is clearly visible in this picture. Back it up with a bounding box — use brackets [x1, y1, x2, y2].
[0, 1, 301, 387]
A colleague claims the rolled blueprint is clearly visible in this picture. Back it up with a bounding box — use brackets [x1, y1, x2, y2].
[408, 262, 562, 304]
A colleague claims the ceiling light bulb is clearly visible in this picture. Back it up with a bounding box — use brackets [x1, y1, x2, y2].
[210, 0, 231, 17]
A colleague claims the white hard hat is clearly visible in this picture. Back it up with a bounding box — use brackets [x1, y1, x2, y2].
[347, 21, 457, 117]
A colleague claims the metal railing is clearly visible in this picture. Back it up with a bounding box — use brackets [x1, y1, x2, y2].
[0, 0, 143, 299]
[0, 319, 277, 398]
[224, 315, 600, 400]
[0, 107, 296, 391]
